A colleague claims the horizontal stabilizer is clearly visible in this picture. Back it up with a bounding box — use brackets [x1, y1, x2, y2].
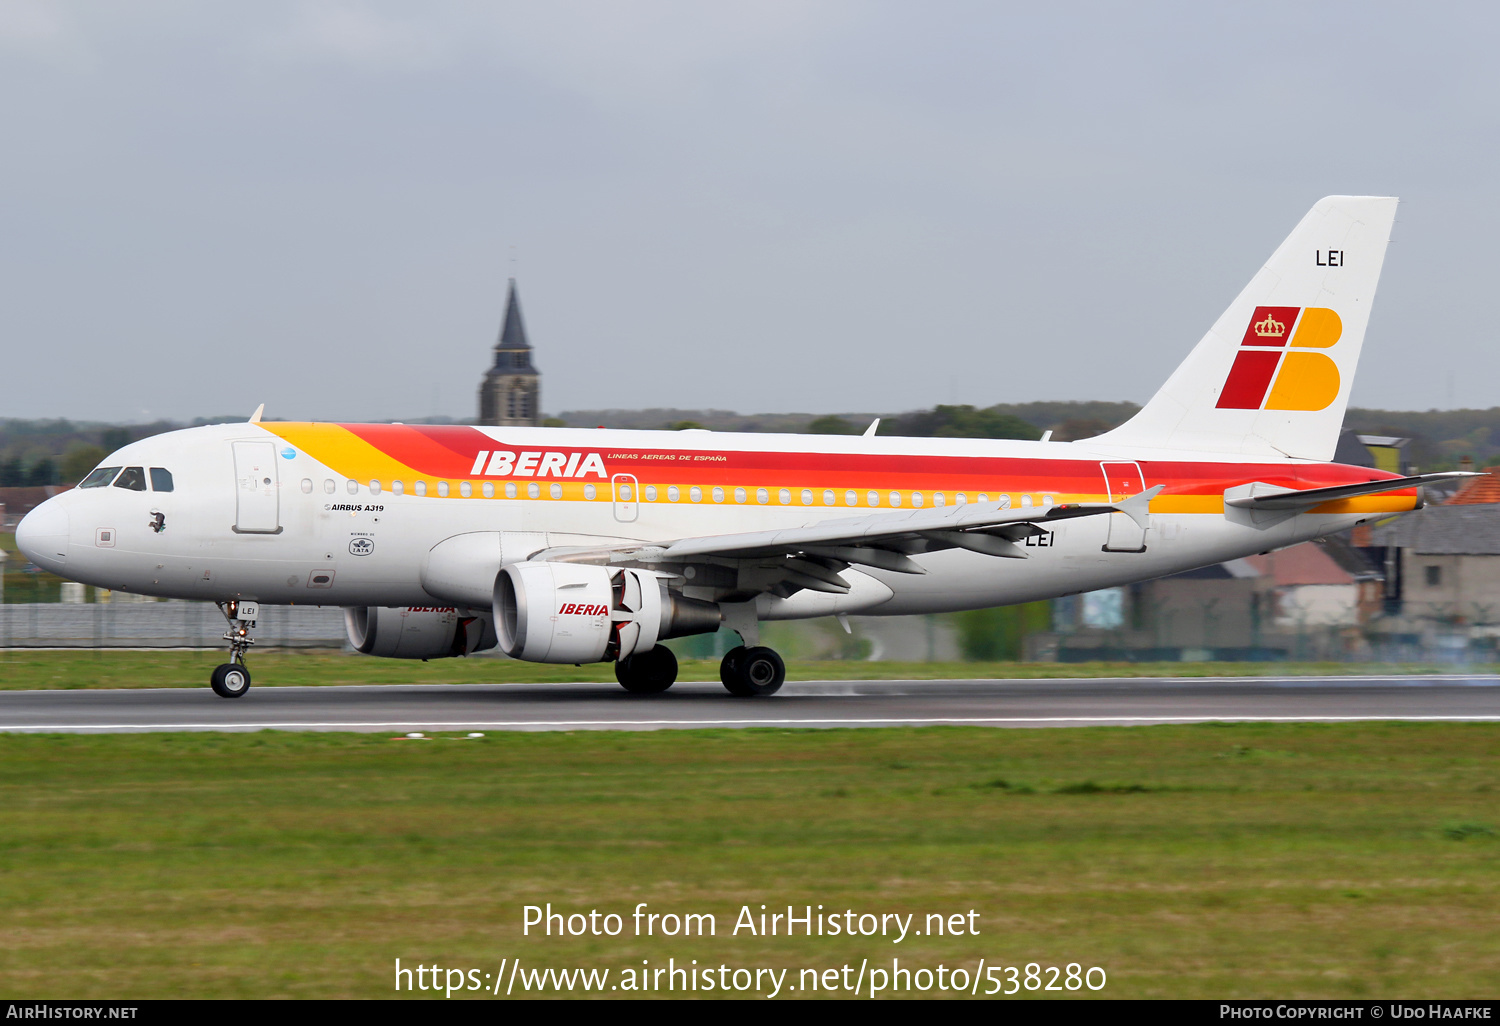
[1224, 472, 1480, 511]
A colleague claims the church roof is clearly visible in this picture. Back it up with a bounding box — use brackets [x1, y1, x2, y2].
[495, 278, 530, 351]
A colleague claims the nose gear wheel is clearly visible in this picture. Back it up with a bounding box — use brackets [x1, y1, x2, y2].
[210, 600, 258, 699]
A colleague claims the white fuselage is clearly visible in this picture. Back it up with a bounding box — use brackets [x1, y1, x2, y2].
[16, 421, 1401, 622]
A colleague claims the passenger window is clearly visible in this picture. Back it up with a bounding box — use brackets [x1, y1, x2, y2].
[690, 486, 702, 502]
[370, 480, 383, 495]
[415, 481, 427, 497]
[80, 467, 122, 489]
[934, 493, 946, 506]
[324, 479, 335, 495]
[114, 467, 147, 491]
[437, 482, 450, 497]
[300, 479, 313, 494]
[867, 490, 879, 507]
[480, 482, 492, 498]
[149, 468, 174, 492]
[346, 479, 358, 495]
[458, 481, 471, 497]
[1020, 495, 1033, 508]
[393, 480, 406, 495]
[505, 482, 517, 498]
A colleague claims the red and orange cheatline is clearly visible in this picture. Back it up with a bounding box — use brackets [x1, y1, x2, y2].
[1216, 306, 1343, 411]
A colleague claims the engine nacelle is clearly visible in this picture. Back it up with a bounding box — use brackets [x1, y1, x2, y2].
[494, 561, 721, 664]
[344, 606, 498, 660]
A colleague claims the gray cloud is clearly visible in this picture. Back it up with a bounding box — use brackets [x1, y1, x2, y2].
[2, 1, 1496, 422]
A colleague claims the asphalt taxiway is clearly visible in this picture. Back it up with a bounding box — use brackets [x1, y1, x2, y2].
[0, 675, 1495, 733]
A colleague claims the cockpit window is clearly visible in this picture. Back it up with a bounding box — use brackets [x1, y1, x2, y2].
[79, 466, 122, 488]
[149, 468, 174, 492]
[113, 466, 148, 491]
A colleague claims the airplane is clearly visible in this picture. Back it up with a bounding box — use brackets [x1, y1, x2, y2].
[16, 195, 1471, 700]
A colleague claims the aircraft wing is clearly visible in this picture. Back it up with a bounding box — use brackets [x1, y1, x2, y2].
[1224, 472, 1479, 511]
[533, 486, 1163, 592]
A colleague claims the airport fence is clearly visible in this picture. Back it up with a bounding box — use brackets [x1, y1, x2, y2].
[0, 601, 347, 650]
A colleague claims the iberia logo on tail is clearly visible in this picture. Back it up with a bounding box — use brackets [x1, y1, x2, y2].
[1216, 306, 1343, 411]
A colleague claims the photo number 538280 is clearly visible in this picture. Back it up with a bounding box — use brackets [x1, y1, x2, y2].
[984, 963, 1105, 994]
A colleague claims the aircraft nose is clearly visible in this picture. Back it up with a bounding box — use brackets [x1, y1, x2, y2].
[16, 497, 69, 571]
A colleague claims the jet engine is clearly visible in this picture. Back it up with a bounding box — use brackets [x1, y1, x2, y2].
[494, 561, 721, 664]
[344, 606, 498, 660]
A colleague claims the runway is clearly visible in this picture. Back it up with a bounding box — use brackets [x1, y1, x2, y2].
[0, 675, 1496, 733]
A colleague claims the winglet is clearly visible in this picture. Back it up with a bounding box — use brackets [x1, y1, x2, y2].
[863, 418, 880, 437]
[248, 403, 265, 424]
[1114, 484, 1165, 529]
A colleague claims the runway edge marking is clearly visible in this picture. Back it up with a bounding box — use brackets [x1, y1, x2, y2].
[4, 715, 1500, 732]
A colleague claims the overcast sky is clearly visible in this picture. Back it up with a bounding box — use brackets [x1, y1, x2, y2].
[2, 1, 1497, 423]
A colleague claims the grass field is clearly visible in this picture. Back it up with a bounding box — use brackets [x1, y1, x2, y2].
[2, 723, 1497, 998]
[0, 648, 1488, 691]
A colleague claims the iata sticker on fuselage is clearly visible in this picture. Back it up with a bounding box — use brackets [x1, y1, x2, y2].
[470, 450, 608, 479]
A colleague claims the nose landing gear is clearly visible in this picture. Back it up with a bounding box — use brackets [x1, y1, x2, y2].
[211, 600, 258, 698]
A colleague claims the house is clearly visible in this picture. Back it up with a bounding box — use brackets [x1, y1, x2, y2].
[1242, 537, 1383, 629]
[1036, 538, 1380, 661]
[1369, 476, 1500, 625]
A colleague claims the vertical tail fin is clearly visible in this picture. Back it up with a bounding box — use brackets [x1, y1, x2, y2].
[1092, 196, 1399, 461]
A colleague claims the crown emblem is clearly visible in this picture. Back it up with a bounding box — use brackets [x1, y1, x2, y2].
[1254, 313, 1286, 338]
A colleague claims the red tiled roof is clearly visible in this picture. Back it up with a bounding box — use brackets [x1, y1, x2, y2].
[1447, 467, 1500, 505]
[1242, 543, 1355, 586]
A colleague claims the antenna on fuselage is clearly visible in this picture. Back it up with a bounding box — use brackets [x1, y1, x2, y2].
[863, 418, 880, 437]
[248, 404, 265, 424]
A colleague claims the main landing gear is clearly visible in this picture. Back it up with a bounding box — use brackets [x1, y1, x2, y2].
[211, 600, 257, 699]
[720, 646, 785, 697]
[613, 643, 788, 696]
[615, 645, 679, 694]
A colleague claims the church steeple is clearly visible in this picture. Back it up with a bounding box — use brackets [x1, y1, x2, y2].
[478, 278, 541, 426]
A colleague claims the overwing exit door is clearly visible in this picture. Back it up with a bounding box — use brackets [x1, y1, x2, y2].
[232, 440, 282, 534]
[612, 473, 639, 523]
[1099, 461, 1147, 553]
